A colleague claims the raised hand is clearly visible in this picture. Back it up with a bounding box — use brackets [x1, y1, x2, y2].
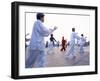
[54, 26, 57, 30]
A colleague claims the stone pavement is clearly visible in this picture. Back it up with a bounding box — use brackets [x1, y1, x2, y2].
[45, 46, 90, 67]
[25, 46, 90, 68]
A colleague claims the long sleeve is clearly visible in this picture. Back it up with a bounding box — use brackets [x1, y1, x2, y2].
[74, 33, 80, 40]
[37, 20, 54, 37]
[29, 20, 55, 50]
[70, 32, 80, 44]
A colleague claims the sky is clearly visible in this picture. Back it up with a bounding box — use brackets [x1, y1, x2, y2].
[25, 12, 90, 44]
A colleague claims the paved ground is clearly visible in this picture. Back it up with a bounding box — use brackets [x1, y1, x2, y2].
[45, 46, 90, 67]
[25, 46, 90, 68]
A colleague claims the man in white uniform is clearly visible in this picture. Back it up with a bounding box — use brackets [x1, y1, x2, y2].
[26, 13, 57, 68]
[66, 28, 80, 58]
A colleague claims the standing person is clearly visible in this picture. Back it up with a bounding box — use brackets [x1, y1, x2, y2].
[61, 36, 66, 51]
[47, 34, 57, 54]
[66, 28, 80, 58]
[50, 34, 57, 47]
[79, 34, 86, 55]
[26, 13, 57, 68]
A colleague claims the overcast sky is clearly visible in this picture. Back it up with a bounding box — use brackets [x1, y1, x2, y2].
[26, 13, 90, 43]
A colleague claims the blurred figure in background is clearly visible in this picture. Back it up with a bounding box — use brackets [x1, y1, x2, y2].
[79, 34, 86, 55]
[50, 34, 57, 47]
[61, 36, 67, 51]
[47, 34, 57, 54]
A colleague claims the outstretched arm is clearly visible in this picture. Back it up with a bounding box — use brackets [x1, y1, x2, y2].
[37, 22, 57, 37]
[75, 33, 80, 40]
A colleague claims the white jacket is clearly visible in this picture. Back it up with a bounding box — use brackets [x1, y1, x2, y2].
[70, 32, 80, 45]
[29, 20, 54, 50]
[79, 37, 86, 46]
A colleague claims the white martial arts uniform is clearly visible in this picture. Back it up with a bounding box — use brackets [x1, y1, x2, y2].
[66, 32, 80, 57]
[26, 20, 56, 68]
[79, 36, 86, 55]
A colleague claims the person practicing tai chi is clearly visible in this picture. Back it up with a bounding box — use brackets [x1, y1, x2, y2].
[26, 13, 57, 68]
[47, 34, 57, 54]
[79, 34, 86, 55]
[61, 36, 67, 51]
[66, 28, 80, 58]
[50, 34, 57, 47]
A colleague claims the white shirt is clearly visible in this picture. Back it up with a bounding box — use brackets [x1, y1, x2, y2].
[29, 20, 54, 51]
[79, 36, 86, 45]
[70, 32, 80, 44]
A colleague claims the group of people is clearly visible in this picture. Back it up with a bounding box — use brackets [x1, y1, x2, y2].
[66, 28, 86, 59]
[46, 29, 86, 57]
[25, 13, 87, 68]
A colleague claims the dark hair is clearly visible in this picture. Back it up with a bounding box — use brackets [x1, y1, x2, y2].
[51, 34, 53, 37]
[72, 28, 75, 32]
[62, 36, 64, 39]
[81, 34, 84, 36]
[36, 13, 44, 20]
